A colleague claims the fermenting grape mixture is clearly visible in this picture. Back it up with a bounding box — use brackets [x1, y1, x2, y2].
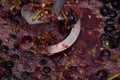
[0, 0, 120, 80]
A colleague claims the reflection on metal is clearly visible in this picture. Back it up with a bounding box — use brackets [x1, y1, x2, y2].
[21, 5, 43, 25]
[21, 4, 81, 56]
[52, 0, 65, 16]
[47, 19, 81, 55]
[21, 4, 64, 25]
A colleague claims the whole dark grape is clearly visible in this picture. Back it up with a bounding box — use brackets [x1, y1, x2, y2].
[96, 69, 108, 79]
[100, 6, 109, 16]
